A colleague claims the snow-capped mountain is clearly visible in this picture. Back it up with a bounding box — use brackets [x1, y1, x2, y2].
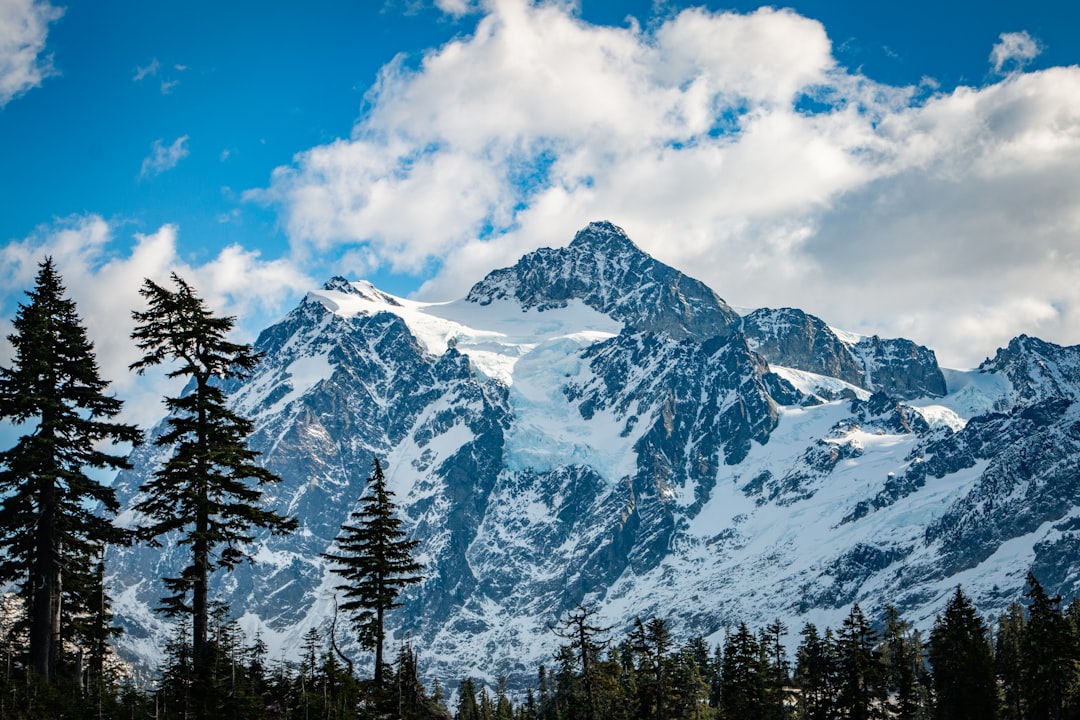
[109, 221, 1080, 690]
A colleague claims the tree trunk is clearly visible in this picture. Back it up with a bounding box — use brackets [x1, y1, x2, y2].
[375, 604, 385, 688]
[30, 480, 57, 682]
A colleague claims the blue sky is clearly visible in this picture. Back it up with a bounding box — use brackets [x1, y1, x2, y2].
[2, 0, 1080, 425]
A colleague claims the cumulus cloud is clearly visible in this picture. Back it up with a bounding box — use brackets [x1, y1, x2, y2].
[257, 0, 1080, 369]
[0, 215, 314, 428]
[0, 0, 63, 107]
[990, 31, 1041, 74]
[140, 135, 190, 179]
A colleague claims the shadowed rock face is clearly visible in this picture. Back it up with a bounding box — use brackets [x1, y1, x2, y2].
[743, 307, 946, 399]
[108, 222, 1080, 694]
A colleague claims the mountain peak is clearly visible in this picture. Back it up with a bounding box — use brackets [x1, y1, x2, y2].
[466, 222, 740, 339]
[319, 277, 401, 307]
[568, 221, 640, 254]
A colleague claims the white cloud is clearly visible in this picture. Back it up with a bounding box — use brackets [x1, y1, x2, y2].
[434, 0, 481, 16]
[257, 0, 1080, 369]
[0, 216, 314, 429]
[990, 31, 1041, 74]
[0, 0, 63, 107]
[140, 135, 190, 179]
[133, 57, 160, 82]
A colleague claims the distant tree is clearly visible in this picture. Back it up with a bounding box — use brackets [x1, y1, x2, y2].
[881, 605, 929, 720]
[630, 617, 680, 720]
[762, 618, 792, 720]
[323, 457, 422, 689]
[130, 273, 296, 706]
[720, 623, 767, 719]
[928, 587, 996, 720]
[0, 258, 140, 684]
[834, 604, 885, 720]
[794, 623, 838, 720]
[1021, 573, 1076, 720]
[457, 678, 480, 720]
[552, 605, 610, 720]
[996, 601, 1027, 720]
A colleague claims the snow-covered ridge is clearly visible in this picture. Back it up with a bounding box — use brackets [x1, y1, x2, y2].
[307, 282, 621, 386]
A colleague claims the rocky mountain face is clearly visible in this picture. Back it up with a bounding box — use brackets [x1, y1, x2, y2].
[109, 221, 1080, 691]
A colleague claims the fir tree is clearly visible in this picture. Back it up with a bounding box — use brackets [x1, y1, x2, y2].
[881, 605, 928, 720]
[130, 273, 296, 705]
[0, 258, 141, 684]
[928, 587, 996, 720]
[995, 601, 1026, 720]
[794, 622, 837, 720]
[323, 457, 423, 689]
[1022, 573, 1076, 720]
[551, 605, 609, 720]
[720, 623, 767, 719]
[835, 604, 885, 720]
[762, 618, 791, 720]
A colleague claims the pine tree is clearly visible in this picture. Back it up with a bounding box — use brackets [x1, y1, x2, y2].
[835, 604, 885, 720]
[323, 457, 423, 689]
[720, 623, 767, 719]
[881, 605, 928, 720]
[928, 587, 996, 720]
[551, 605, 609, 720]
[995, 601, 1026, 720]
[0, 258, 141, 684]
[458, 678, 480, 720]
[794, 622, 837, 720]
[1022, 573, 1076, 720]
[762, 618, 791, 720]
[130, 273, 296, 705]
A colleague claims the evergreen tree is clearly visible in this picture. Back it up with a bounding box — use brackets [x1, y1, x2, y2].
[762, 619, 792, 720]
[720, 623, 767, 719]
[552, 605, 609, 720]
[835, 604, 885, 720]
[457, 678, 480, 720]
[1022, 573, 1076, 720]
[130, 273, 296, 706]
[794, 623, 837, 720]
[0, 258, 140, 684]
[928, 588, 996, 720]
[881, 605, 929, 720]
[323, 456, 423, 689]
[995, 601, 1026, 720]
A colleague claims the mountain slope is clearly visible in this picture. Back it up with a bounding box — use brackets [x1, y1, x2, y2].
[108, 221, 1080, 690]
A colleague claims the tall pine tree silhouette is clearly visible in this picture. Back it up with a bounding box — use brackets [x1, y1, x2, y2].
[324, 457, 422, 689]
[0, 258, 140, 683]
[130, 273, 295, 707]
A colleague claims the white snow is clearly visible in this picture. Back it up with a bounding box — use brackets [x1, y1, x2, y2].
[308, 286, 621, 386]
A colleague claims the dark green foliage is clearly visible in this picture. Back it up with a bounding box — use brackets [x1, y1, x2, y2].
[130, 273, 296, 700]
[794, 623, 837, 720]
[881, 606, 929, 720]
[835, 603, 886, 720]
[720, 623, 767, 719]
[551, 605, 610, 720]
[996, 601, 1027, 720]
[323, 457, 423, 689]
[0, 258, 141, 685]
[761, 619, 793, 720]
[1021, 573, 1077, 720]
[928, 588, 996, 720]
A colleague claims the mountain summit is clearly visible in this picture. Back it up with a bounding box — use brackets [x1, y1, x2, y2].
[109, 222, 1080, 691]
[466, 220, 741, 339]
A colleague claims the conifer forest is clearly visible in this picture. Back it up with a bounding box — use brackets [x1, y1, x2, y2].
[6, 261, 1080, 720]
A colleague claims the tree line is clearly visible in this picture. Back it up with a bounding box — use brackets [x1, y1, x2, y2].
[3, 259, 1080, 720]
